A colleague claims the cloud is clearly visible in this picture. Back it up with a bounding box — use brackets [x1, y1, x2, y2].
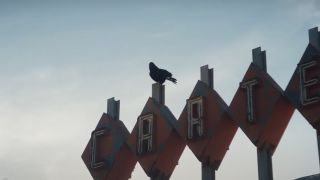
[296, 0, 320, 18]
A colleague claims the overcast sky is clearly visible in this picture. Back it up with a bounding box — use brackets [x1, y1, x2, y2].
[0, 1, 320, 180]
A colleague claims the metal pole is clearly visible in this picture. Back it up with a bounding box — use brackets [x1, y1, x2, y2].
[257, 148, 273, 180]
[152, 83, 165, 105]
[317, 129, 320, 169]
[252, 47, 273, 180]
[202, 163, 215, 180]
[252, 47, 267, 72]
[200, 65, 214, 89]
[107, 97, 120, 120]
[309, 27, 320, 50]
[200, 65, 216, 180]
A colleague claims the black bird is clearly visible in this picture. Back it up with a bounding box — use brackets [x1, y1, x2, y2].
[149, 62, 177, 84]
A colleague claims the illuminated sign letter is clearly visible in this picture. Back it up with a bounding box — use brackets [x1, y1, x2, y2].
[299, 61, 319, 106]
[137, 114, 153, 154]
[91, 129, 107, 169]
[240, 79, 258, 123]
[187, 97, 204, 139]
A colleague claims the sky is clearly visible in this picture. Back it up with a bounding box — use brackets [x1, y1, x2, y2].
[0, 0, 320, 180]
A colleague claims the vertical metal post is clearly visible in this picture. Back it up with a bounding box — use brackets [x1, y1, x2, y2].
[151, 83, 164, 180]
[150, 175, 163, 180]
[252, 47, 267, 72]
[201, 65, 214, 89]
[309, 27, 320, 50]
[252, 47, 273, 180]
[317, 129, 320, 169]
[200, 65, 215, 180]
[202, 163, 215, 180]
[257, 148, 273, 180]
[152, 83, 165, 105]
[107, 97, 120, 120]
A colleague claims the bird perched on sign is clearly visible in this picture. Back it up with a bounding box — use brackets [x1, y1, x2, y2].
[149, 62, 177, 85]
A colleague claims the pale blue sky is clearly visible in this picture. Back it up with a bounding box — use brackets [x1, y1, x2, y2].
[0, 1, 319, 180]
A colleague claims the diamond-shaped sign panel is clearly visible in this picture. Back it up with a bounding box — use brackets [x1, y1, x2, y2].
[177, 80, 238, 169]
[286, 44, 320, 129]
[127, 98, 185, 179]
[230, 63, 294, 153]
[82, 113, 137, 180]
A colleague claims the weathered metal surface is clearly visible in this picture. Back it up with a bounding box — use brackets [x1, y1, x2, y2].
[81, 113, 137, 180]
[81, 28, 320, 179]
[105, 143, 137, 179]
[230, 48, 295, 180]
[126, 97, 185, 179]
[285, 27, 320, 169]
[177, 80, 238, 169]
[152, 131, 185, 179]
[285, 42, 320, 130]
[230, 62, 294, 154]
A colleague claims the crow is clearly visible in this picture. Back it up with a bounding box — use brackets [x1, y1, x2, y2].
[149, 62, 177, 84]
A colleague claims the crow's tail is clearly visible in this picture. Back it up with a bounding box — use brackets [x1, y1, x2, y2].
[167, 77, 177, 84]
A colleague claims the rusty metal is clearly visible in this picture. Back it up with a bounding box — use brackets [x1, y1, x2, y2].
[126, 97, 185, 179]
[81, 113, 137, 180]
[230, 47, 295, 180]
[177, 67, 238, 171]
[81, 27, 320, 180]
[285, 27, 320, 169]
